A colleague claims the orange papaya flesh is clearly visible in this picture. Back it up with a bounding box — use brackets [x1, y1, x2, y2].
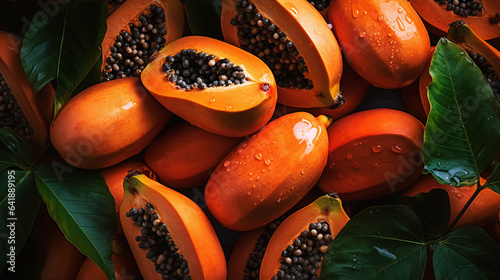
[259, 194, 350, 279]
[120, 174, 227, 280]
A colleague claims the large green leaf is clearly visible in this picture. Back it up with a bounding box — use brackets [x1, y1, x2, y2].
[484, 163, 500, 194]
[20, 0, 107, 117]
[422, 38, 500, 187]
[0, 127, 34, 171]
[396, 189, 450, 240]
[0, 169, 40, 272]
[433, 226, 500, 280]
[185, 0, 224, 40]
[34, 164, 117, 280]
[320, 206, 427, 279]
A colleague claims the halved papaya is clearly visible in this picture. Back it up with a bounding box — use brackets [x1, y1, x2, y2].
[120, 173, 227, 279]
[0, 31, 54, 152]
[259, 194, 350, 279]
[101, 0, 185, 81]
[141, 35, 277, 137]
[410, 0, 500, 40]
[144, 120, 243, 188]
[329, 0, 431, 89]
[318, 108, 425, 201]
[205, 112, 331, 231]
[221, 0, 343, 108]
[50, 77, 170, 169]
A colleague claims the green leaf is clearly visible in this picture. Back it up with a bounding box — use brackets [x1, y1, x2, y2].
[0, 127, 34, 171]
[396, 189, 450, 240]
[185, 0, 224, 40]
[423, 38, 500, 187]
[72, 55, 102, 96]
[20, 0, 107, 116]
[433, 226, 500, 280]
[320, 206, 427, 279]
[484, 163, 500, 194]
[34, 164, 117, 280]
[0, 169, 40, 272]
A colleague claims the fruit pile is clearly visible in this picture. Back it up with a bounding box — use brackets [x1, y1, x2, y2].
[1, 0, 500, 279]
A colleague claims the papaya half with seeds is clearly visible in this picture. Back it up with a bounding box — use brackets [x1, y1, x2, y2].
[101, 0, 185, 81]
[329, 0, 431, 89]
[50, 77, 170, 169]
[260, 194, 350, 279]
[101, 160, 155, 234]
[318, 108, 425, 201]
[410, 0, 500, 40]
[205, 112, 331, 231]
[120, 173, 227, 280]
[0, 31, 54, 152]
[221, 0, 343, 108]
[144, 120, 243, 188]
[141, 35, 277, 137]
[402, 175, 500, 230]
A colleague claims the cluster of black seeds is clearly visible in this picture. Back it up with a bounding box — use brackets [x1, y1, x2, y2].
[125, 202, 191, 280]
[162, 49, 248, 90]
[468, 51, 500, 102]
[0, 74, 34, 142]
[231, 0, 313, 90]
[434, 0, 483, 17]
[308, 0, 330, 12]
[107, 0, 126, 6]
[102, 4, 167, 81]
[271, 222, 333, 280]
[244, 215, 289, 279]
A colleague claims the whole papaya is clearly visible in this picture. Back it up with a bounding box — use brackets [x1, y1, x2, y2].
[205, 112, 330, 231]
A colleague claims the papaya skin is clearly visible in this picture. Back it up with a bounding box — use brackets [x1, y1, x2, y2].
[144, 120, 243, 188]
[410, 0, 500, 40]
[318, 108, 425, 201]
[120, 174, 227, 280]
[329, 0, 431, 89]
[402, 175, 500, 230]
[141, 35, 277, 137]
[205, 112, 330, 231]
[50, 77, 170, 169]
[0, 31, 54, 151]
[260, 195, 350, 279]
[100, 160, 155, 234]
[221, 0, 343, 108]
[227, 226, 268, 279]
[101, 0, 185, 75]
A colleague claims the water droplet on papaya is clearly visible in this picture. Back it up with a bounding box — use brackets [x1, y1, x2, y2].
[223, 160, 230, 167]
[372, 145, 383, 153]
[359, 31, 366, 38]
[253, 202, 257, 206]
[288, 4, 299, 15]
[247, 191, 251, 196]
[397, 7, 404, 13]
[252, 185, 256, 189]
[405, 16, 412, 24]
[226, 168, 231, 172]
[245, 154, 249, 159]
[396, 17, 405, 31]
[210, 98, 216, 103]
[237, 148, 243, 153]
[262, 168, 266, 173]
[363, 10, 367, 15]
[352, 9, 359, 18]
[329, 162, 336, 170]
[374, 163, 380, 168]
[255, 152, 262, 160]
[391, 145, 403, 153]
[264, 158, 271, 165]
[387, 33, 392, 37]
[378, 15, 384, 21]
[206, 185, 217, 199]
[226, 105, 232, 111]
[268, 166, 272, 170]
[346, 154, 353, 160]
[256, 176, 260, 181]
[455, 193, 464, 199]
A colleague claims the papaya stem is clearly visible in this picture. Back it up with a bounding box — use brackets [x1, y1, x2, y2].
[446, 179, 484, 233]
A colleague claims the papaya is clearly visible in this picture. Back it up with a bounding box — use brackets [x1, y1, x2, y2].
[144, 120, 243, 188]
[76, 235, 142, 280]
[221, 0, 343, 108]
[410, 0, 500, 40]
[205, 112, 331, 231]
[402, 174, 500, 230]
[329, 0, 431, 89]
[100, 160, 155, 234]
[0, 31, 54, 152]
[401, 79, 428, 125]
[50, 77, 170, 169]
[106, 0, 125, 14]
[272, 59, 371, 121]
[259, 194, 350, 279]
[141, 35, 277, 137]
[318, 108, 425, 201]
[120, 173, 227, 279]
[101, 0, 185, 81]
